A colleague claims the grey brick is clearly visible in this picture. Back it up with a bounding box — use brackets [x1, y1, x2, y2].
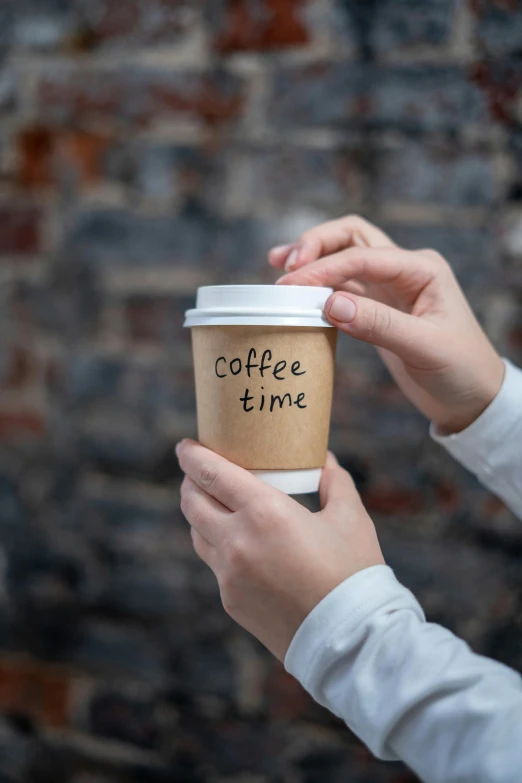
[271, 63, 488, 131]
[377, 141, 498, 207]
[239, 146, 367, 213]
[383, 223, 496, 286]
[14, 0, 73, 49]
[371, 0, 456, 52]
[477, 5, 522, 57]
[73, 621, 166, 681]
[64, 209, 213, 269]
[99, 564, 192, 618]
[88, 688, 160, 749]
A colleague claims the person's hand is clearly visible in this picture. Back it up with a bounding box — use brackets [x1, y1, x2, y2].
[176, 439, 384, 661]
[269, 215, 505, 434]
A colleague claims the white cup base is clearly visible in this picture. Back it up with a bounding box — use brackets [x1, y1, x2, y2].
[250, 468, 322, 495]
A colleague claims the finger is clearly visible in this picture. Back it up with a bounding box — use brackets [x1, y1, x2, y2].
[191, 526, 217, 569]
[268, 244, 294, 268]
[271, 215, 398, 274]
[319, 452, 361, 510]
[180, 476, 230, 547]
[277, 246, 432, 291]
[324, 292, 442, 367]
[338, 280, 367, 297]
[176, 439, 265, 512]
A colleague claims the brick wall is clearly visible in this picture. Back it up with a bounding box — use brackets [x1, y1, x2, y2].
[0, 1, 521, 781]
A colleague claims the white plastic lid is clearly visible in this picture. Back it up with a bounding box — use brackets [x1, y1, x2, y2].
[184, 285, 334, 328]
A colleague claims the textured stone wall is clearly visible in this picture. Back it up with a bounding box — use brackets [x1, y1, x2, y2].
[0, 1, 521, 781]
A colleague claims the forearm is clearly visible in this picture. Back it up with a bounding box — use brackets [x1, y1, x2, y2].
[285, 566, 522, 783]
[431, 359, 522, 520]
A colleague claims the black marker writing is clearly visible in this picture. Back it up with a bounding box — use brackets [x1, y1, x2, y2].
[295, 392, 307, 408]
[246, 348, 258, 378]
[215, 348, 309, 413]
[273, 360, 286, 380]
[270, 392, 292, 411]
[213, 348, 304, 381]
[238, 389, 307, 413]
[260, 350, 272, 377]
[240, 388, 255, 412]
[215, 357, 226, 378]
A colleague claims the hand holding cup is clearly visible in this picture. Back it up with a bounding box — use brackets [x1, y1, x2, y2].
[270, 215, 505, 434]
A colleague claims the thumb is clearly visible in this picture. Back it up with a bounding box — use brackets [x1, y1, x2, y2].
[319, 452, 361, 510]
[325, 292, 440, 367]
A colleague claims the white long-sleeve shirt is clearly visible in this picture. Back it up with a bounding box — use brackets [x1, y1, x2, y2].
[285, 359, 522, 783]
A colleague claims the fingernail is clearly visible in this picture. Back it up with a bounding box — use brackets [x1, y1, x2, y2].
[353, 231, 368, 248]
[284, 248, 300, 271]
[328, 295, 357, 323]
[271, 244, 292, 256]
[175, 440, 184, 456]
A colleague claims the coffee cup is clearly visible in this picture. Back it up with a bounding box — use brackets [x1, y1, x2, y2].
[184, 285, 337, 494]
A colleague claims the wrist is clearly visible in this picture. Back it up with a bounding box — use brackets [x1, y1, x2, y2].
[434, 356, 505, 436]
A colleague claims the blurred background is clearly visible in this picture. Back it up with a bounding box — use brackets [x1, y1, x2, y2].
[0, 0, 521, 781]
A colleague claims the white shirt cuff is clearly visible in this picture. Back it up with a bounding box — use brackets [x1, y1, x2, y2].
[429, 359, 522, 498]
[284, 565, 422, 690]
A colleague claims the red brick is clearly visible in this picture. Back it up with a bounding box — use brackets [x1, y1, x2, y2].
[124, 296, 173, 344]
[3, 345, 39, 388]
[484, 494, 508, 516]
[0, 657, 70, 728]
[149, 75, 244, 125]
[470, 61, 522, 126]
[17, 126, 54, 188]
[435, 480, 460, 512]
[37, 70, 244, 127]
[266, 662, 313, 719]
[0, 206, 41, 255]
[0, 409, 46, 440]
[363, 483, 425, 515]
[17, 125, 112, 189]
[61, 128, 112, 184]
[471, 1, 518, 12]
[214, 0, 309, 52]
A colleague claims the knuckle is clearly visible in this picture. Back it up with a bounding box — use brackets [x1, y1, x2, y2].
[190, 526, 202, 551]
[421, 248, 444, 266]
[366, 305, 392, 340]
[225, 535, 249, 569]
[180, 488, 193, 518]
[299, 228, 314, 243]
[182, 496, 202, 528]
[245, 494, 283, 528]
[221, 591, 237, 618]
[345, 214, 367, 233]
[198, 464, 218, 492]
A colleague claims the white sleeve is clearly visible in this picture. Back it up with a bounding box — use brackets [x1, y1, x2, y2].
[285, 565, 522, 783]
[430, 359, 522, 520]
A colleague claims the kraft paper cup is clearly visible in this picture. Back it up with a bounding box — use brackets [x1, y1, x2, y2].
[184, 285, 337, 495]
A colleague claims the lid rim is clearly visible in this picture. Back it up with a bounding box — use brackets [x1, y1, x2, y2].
[184, 306, 329, 317]
[196, 284, 333, 292]
[190, 284, 334, 318]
